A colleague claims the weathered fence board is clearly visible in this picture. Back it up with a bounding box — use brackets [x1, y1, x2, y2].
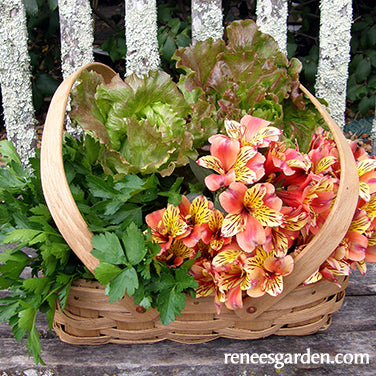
[0, 0, 36, 164]
[1, 0, 373, 161]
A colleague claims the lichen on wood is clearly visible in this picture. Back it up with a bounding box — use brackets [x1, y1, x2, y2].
[256, 0, 288, 55]
[0, 0, 36, 164]
[58, 0, 94, 79]
[315, 0, 353, 129]
[125, 0, 160, 77]
[58, 0, 94, 136]
[191, 0, 223, 43]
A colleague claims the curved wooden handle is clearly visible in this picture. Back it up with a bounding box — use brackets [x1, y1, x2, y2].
[238, 85, 359, 319]
[41, 64, 359, 319]
[41, 63, 117, 274]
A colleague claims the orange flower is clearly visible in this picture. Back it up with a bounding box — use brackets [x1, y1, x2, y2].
[178, 195, 210, 248]
[145, 204, 190, 253]
[197, 135, 265, 191]
[244, 248, 294, 297]
[225, 115, 281, 148]
[220, 182, 284, 252]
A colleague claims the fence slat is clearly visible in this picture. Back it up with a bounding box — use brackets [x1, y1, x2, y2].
[58, 0, 94, 135]
[0, 0, 36, 164]
[58, 0, 94, 79]
[125, 0, 160, 77]
[256, 0, 288, 56]
[191, 0, 223, 43]
[315, 0, 353, 129]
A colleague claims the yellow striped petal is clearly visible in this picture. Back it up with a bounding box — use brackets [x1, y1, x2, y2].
[303, 270, 322, 285]
[163, 205, 187, 237]
[235, 166, 257, 184]
[209, 209, 224, 232]
[314, 156, 336, 174]
[367, 231, 376, 247]
[359, 181, 371, 202]
[361, 195, 376, 218]
[169, 240, 195, 259]
[224, 119, 242, 140]
[357, 159, 376, 176]
[244, 126, 281, 147]
[190, 196, 210, 225]
[233, 146, 257, 169]
[264, 275, 283, 296]
[212, 249, 242, 267]
[244, 248, 269, 271]
[254, 206, 284, 227]
[349, 215, 371, 233]
[244, 185, 265, 209]
[222, 213, 245, 237]
[355, 260, 367, 275]
[197, 155, 225, 174]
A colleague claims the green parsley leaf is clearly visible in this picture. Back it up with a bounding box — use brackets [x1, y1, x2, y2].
[122, 223, 146, 265]
[106, 267, 138, 303]
[18, 306, 37, 332]
[94, 262, 122, 285]
[157, 287, 186, 325]
[0, 140, 22, 165]
[91, 232, 127, 265]
[27, 326, 44, 365]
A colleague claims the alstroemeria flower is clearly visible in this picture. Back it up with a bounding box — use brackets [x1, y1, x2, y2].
[178, 195, 210, 248]
[220, 182, 284, 252]
[145, 204, 190, 253]
[264, 141, 311, 178]
[244, 248, 294, 297]
[201, 208, 232, 253]
[197, 134, 265, 191]
[278, 177, 336, 234]
[357, 158, 376, 202]
[217, 263, 250, 310]
[189, 259, 225, 313]
[156, 239, 196, 267]
[264, 206, 309, 255]
[225, 115, 281, 148]
[335, 209, 370, 262]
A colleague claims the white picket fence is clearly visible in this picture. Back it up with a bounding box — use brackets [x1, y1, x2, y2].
[0, 0, 372, 165]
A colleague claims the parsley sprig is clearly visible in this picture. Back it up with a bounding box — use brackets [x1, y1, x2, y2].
[0, 134, 198, 364]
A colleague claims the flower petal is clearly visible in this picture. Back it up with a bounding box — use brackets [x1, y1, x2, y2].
[197, 155, 224, 174]
[236, 215, 266, 252]
[222, 212, 245, 237]
[190, 196, 210, 225]
[204, 170, 236, 191]
[209, 135, 240, 172]
[264, 255, 294, 276]
[219, 182, 248, 213]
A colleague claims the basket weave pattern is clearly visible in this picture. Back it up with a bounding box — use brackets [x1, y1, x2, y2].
[53, 277, 348, 345]
[40, 63, 359, 345]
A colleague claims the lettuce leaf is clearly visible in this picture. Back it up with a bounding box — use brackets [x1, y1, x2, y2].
[70, 70, 197, 176]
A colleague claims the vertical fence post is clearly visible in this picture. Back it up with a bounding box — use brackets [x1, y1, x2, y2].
[58, 0, 94, 79]
[58, 0, 94, 135]
[256, 0, 288, 56]
[125, 0, 160, 77]
[191, 0, 223, 44]
[315, 0, 353, 129]
[0, 0, 36, 164]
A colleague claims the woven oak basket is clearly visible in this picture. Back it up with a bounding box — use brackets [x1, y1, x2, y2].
[41, 63, 359, 345]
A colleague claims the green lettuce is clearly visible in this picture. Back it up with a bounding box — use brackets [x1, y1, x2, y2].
[70, 70, 198, 176]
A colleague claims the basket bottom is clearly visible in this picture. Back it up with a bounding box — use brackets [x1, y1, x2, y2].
[53, 277, 348, 345]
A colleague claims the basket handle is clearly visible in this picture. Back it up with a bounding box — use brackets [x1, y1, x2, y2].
[237, 85, 359, 319]
[41, 64, 359, 318]
[41, 63, 117, 273]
